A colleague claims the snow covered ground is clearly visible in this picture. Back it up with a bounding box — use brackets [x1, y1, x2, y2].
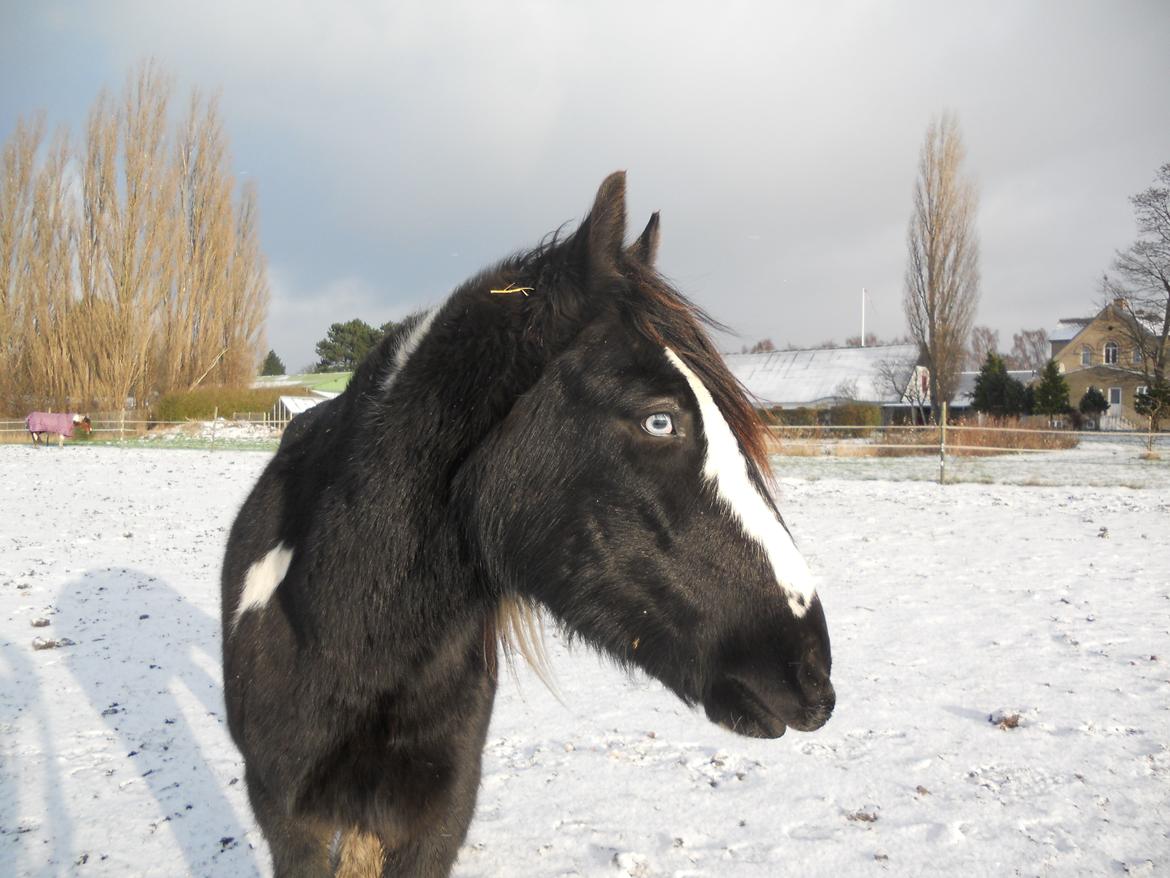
[1, 444, 1167, 876]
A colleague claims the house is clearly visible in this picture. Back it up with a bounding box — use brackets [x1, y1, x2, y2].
[724, 344, 926, 422]
[1049, 300, 1163, 428]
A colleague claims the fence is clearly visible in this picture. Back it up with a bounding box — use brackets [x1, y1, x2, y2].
[768, 411, 1165, 485]
[0, 412, 287, 447]
[3, 410, 1167, 485]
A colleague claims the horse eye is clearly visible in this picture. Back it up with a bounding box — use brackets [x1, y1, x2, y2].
[642, 413, 675, 436]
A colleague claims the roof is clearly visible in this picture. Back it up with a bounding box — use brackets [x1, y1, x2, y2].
[1049, 302, 1164, 346]
[725, 344, 920, 408]
[1049, 319, 1090, 343]
[279, 395, 322, 416]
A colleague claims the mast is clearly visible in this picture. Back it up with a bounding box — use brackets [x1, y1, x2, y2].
[861, 288, 867, 346]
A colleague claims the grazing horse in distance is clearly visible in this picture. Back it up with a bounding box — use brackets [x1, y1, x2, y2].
[26, 412, 91, 448]
[222, 173, 835, 877]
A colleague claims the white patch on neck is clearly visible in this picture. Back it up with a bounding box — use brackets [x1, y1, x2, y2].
[233, 543, 294, 627]
[664, 348, 816, 616]
[381, 308, 439, 393]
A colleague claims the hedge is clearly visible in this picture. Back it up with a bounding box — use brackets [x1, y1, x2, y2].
[152, 386, 311, 422]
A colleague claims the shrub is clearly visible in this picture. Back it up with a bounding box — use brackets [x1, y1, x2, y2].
[774, 406, 821, 426]
[828, 402, 881, 438]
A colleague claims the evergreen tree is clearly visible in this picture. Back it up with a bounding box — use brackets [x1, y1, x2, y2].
[971, 352, 1026, 417]
[1033, 359, 1071, 417]
[1078, 386, 1109, 429]
[260, 350, 286, 376]
[314, 319, 382, 371]
[1134, 377, 1170, 430]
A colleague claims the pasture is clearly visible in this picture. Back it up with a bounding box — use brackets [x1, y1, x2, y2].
[1, 444, 1167, 876]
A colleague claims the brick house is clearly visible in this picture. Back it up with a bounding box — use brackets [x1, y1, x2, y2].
[1049, 300, 1163, 428]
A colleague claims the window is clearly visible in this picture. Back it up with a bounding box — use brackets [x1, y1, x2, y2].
[1104, 341, 1118, 365]
[1080, 346, 1091, 366]
[1137, 385, 1148, 399]
[1133, 347, 1143, 365]
[1108, 387, 1122, 407]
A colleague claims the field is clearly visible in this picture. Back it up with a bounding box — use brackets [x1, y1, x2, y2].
[1, 444, 1168, 876]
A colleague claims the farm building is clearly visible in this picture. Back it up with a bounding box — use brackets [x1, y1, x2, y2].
[254, 371, 351, 425]
[1048, 300, 1165, 429]
[725, 344, 926, 421]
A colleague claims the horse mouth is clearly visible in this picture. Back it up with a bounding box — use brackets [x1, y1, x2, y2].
[703, 676, 833, 739]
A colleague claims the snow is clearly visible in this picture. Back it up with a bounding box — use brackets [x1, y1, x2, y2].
[2, 445, 1168, 876]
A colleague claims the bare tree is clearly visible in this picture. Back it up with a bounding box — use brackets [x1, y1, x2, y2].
[1102, 162, 1170, 394]
[218, 180, 269, 386]
[20, 129, 76, 408]
[844, 333, 879, 348]
[78, 62, 178, 412]
[968, 325, 998, 369]
[875, 353, 928, 425]
[0, 116, 44, 410]
[741, 338, 775, 354]
[0, 60, 270, 415]
[903, 112, 980, 420]
[1008, 328, 1049, 372]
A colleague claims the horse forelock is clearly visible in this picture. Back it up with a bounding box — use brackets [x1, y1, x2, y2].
[619, 273, 772, 482]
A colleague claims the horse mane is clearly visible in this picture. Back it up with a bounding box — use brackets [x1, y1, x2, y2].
[490, 595, 558, 695]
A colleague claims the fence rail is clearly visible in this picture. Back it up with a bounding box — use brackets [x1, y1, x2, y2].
[0, 414, 291, 445]
[767, 410, 1165, 482]
[2, 413, 1166, 483]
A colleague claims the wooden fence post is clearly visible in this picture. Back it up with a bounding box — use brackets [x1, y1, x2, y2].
[938, 401, 948, 484]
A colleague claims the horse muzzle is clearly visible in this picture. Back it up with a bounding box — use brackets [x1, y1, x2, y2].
[703, 655, 835, 739]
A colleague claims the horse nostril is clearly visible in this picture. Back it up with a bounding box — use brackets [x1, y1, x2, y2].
[797, 662, 834, 709]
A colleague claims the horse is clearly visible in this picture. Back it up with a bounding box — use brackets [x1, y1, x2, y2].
[221, 172, 835, 877]
[26, 412, 91, 448]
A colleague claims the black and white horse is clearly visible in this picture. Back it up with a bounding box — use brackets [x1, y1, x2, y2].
[222, 173, 834, 877]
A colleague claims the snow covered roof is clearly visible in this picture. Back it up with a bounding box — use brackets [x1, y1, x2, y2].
[1049, 319, 1090, 343]
[725, 344, 920, 408]
[279, 395, 322, 416]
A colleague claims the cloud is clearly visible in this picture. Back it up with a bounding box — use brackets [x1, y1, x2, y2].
[266, 267, 430, 372]
[4, 0, 1170, 356]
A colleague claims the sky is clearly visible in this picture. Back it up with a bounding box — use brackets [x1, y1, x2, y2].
[2, 0, 1168, 372]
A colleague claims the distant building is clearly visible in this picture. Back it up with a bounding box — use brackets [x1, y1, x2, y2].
[725, 344, 926, 422]
[1048, 300, 1163, 429]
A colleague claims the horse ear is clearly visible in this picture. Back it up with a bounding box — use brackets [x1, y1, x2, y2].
[628, 211, 660, 267]
[578, 171, 627, 273]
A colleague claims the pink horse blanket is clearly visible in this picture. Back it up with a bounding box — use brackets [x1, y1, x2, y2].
[26, 412, 80, 437]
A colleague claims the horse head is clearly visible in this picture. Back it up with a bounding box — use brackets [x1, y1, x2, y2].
[454, 173, 834, 738]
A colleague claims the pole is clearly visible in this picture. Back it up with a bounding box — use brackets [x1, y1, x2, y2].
[938, 400, 947, 484]
[861, 288, 866, 346]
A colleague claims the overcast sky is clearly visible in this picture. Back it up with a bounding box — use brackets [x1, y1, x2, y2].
[3, 0, 1168, 371]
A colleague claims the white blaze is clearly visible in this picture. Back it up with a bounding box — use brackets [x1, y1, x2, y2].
[664, 348, 816, 616]
[234, 543, 294, 627]
[381, 308, 439, 393]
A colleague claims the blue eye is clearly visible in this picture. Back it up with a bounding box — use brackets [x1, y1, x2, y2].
[642, 413, 675, 436]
